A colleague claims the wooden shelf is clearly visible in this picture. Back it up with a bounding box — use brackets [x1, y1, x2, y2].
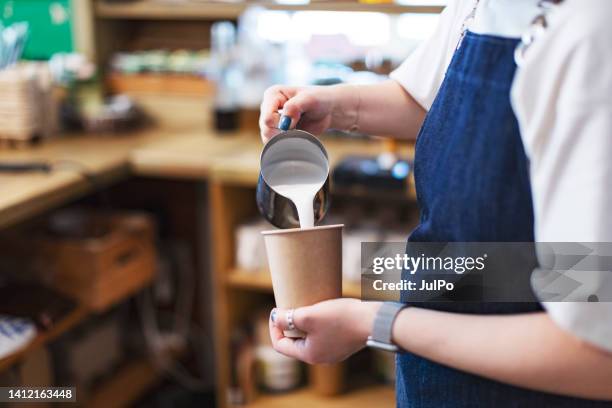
[88, 358, 162, 408]
[0, 306, 89, 373]
[227, 268, 361, 298]
[240, 384, 394, 408]
[107, 73, 215, 97]
[95, 1, 444, 20]
[226, 268, 274, 292]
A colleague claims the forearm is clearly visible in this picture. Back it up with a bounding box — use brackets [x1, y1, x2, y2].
[330, 81, 426, 140]
[386, 306, 612, 399]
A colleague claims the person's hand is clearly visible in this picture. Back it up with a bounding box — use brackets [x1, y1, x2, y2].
[259, 85, 335, 142]
[259, 85, 350, 143]
[269, 298, 381, 364]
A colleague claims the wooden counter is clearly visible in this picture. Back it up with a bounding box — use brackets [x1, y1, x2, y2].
[0, 133, 150, 229]
[133, 131, 414, 186]
[130, 130, 257, 182]
[0, 128, 413, 228]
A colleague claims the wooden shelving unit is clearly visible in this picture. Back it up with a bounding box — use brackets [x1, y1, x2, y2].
[95, 1, 444, 20]
[208, 150, 408, 407]
[88, 358, 162, 408]
[0, 306, 89, 373]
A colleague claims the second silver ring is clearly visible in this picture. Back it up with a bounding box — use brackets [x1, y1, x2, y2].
[286, 309, 296, 331]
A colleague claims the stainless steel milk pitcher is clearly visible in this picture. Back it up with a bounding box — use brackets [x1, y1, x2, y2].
[256, 115, 330, 229]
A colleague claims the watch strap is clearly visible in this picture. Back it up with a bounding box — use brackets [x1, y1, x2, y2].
[367, 302, 407, 352]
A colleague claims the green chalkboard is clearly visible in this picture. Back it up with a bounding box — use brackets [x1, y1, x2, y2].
[0, 0, 74, 60]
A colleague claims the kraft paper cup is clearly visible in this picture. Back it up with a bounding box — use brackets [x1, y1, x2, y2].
[262, 224, 343, 338]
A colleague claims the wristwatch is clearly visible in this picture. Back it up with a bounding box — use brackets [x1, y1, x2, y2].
[366, 302, 408, 352]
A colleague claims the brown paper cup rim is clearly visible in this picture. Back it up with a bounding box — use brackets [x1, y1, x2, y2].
[261, 224, 344, 236]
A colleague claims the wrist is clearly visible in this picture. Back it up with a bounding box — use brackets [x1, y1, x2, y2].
[330, 84, 361, 131]
[355, 301, 382, 343]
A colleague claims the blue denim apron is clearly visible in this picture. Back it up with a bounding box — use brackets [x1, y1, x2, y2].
[397, 32, 612, 408]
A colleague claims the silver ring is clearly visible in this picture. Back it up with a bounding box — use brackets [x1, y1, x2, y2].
[286, 309, 295, 331]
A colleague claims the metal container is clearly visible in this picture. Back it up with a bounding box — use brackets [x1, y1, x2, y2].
[256, 115, 330, 229]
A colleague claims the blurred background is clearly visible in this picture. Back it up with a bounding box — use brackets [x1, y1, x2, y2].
[0, 1, 444, 407]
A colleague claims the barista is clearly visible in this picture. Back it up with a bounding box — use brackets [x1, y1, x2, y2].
[260, 0, 612, 406]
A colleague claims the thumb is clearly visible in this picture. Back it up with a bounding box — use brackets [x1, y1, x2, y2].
[281, 92, 320, 129]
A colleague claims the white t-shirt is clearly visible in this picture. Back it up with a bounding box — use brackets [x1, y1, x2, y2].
[391, 0, 612, 353]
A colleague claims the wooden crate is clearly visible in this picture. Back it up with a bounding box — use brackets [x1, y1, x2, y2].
[34, 211, 157, 312]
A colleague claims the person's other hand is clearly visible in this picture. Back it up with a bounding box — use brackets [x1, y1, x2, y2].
[269, 298, 381, 364]
[259, 85, 337, 143]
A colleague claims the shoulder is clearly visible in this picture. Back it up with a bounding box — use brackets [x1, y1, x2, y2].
[511, 0, 612, 159]
[390, 0, 476, 110]
[551, 1, 612, 57]
[446, 0, 479, 26]
[560, 0, 612, 35]
[551, 1, 612, 104]
[515, 0, 612, 106]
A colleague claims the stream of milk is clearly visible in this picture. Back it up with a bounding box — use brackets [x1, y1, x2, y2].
[265, 160, 327, 228]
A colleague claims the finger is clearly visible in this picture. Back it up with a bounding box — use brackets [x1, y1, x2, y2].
[269, 309, 284, 342]
[274, 336, 307, 360]
[260, 94, 286, 121]
[270, 307, 310, 333]
[260, 86, 298, 120]
[261, 126, 281, 143]
[281, 92, 320, 128]
[259, 111, 282, 142]
[260, 88, 293, 142]
[263, 85, 299, 101]
[260, 111, 281, 130]
[269, 310, 306, 360]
